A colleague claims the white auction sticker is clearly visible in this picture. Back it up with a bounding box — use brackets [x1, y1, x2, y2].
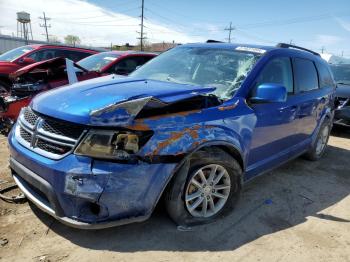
[103, 56, 117, 61]
[235, 46, 266, 54]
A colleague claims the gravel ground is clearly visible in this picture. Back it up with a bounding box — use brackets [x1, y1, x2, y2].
[0, 126, 349, 262]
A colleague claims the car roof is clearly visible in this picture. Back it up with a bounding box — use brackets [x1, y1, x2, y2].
[106, 50, 158, 56]
[27, 44, 102, 52]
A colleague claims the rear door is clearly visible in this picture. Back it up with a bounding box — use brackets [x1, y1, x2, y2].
[292, 57, 330, 144]
[247, 56, 300, 175]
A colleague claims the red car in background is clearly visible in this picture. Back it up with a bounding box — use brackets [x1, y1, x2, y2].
[0, 51, 157, 133]
[0, 44, 99, 93]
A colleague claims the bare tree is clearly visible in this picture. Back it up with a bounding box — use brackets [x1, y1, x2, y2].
[64, 35, 81, 46]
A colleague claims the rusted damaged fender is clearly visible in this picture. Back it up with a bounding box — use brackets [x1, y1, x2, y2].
[134, 97, 256, 166]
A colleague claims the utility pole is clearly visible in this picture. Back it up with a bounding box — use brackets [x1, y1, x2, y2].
[321, 46, 325, 54]
[289, 39, 294, 45]
[138, 0, 146, 51]
[39, 12, 51, 42]
[224, 22, 235, 43]
[341, 51, 344, 57]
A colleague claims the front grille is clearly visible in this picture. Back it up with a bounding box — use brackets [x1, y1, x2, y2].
[42, 118, 83, 140]
[19, 127, 32, 143]
[36, 138, 72, 155]
[23, 107, 39, 127]
[16, 107, 85, 160]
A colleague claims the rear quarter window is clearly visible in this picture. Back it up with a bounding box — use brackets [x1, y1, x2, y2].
[293, 58, 319, 92]
[315, 62, 335, 88]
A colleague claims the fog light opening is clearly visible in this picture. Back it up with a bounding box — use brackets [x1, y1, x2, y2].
[89, 202, 101, 215]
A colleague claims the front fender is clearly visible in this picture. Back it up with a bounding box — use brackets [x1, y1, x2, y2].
[139, 124, 244, 157]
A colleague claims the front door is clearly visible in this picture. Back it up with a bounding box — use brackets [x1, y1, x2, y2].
[246, 56, 299, 178]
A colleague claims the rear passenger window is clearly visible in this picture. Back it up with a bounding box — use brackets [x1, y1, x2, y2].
[293, 58, 319, 92]
[255, 57, 294, 94]
[315, 62, 334, 88]
[111, 57, 150, 75]
[61, 50, 92, 62]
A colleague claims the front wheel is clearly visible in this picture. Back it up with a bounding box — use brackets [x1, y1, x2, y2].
[165, 148, 242, 227]
[304, 119, 331, 161]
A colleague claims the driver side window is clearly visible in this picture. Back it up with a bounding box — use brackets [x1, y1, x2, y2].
[27, 49, 57, 62]
[255, 57, 294, 94]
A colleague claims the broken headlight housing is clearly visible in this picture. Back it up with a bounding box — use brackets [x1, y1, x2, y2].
[74, 130, 152, 161]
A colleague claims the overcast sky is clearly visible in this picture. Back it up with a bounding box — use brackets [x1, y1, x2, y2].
[1, 0, 350, 57]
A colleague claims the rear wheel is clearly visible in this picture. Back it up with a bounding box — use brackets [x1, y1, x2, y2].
[165, 148, 242, 226]
[304, 119, 331, 161]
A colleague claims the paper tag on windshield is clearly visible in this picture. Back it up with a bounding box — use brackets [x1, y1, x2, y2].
[235, 46, 266, 54]
[22, 49, 32, 53]
[104, 57, 117, 61]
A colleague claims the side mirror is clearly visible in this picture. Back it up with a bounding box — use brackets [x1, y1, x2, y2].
[18, 57, 36, 65]
[250, 83, 287, 103]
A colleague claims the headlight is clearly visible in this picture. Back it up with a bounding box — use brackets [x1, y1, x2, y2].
[74, 130, 152, 160]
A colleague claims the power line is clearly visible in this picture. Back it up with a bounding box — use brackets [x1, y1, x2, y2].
[224, 22, 235, 43]
[39, 12, 51, 42]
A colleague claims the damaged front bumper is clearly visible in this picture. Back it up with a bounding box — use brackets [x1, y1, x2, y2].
[9, 132, 177, 229]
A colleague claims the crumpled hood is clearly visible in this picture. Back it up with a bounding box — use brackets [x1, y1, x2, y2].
[31, 75, 216, 126]
[10, 57, 85, 79]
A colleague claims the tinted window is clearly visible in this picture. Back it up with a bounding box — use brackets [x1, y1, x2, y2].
[316, 62, 334, 88]
[28, 49, 93, 62]
[64, 50, 92, 62]
[28, 49, 57, 61]
[293, 58, 319, 92]
[255, 57, 293, 93]
[112, 56, 152, 75]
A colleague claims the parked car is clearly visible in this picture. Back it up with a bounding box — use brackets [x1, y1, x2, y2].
[329, 64, 350, 126]
[8, 42, 335, 229]
[0, 44, 99, 93]
[0, 51, 157, 134]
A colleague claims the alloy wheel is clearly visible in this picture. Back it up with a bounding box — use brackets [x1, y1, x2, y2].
[185, 164, 231, 218]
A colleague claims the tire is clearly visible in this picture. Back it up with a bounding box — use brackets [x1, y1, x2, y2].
[165, 147, 242, 227]
[304, 118, 331, 161]
[0, 80, 10, 95]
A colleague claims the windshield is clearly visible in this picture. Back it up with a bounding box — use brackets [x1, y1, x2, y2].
[330, 64, 350, 84]
[77, 52, 120, 71]
[0, 45, 34, 62]
[130, 46, 261, 99]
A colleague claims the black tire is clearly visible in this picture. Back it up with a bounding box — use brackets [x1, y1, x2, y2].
[165, 147, 242, 227]
[0, 80, 10, 95]
[304, 118, 331, 161]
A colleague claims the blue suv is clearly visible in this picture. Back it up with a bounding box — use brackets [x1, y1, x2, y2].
[8, 42, 335, 229]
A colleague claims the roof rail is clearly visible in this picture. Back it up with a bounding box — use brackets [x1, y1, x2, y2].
[276, 43, 320, 56]
[206, 40, 224, 43]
